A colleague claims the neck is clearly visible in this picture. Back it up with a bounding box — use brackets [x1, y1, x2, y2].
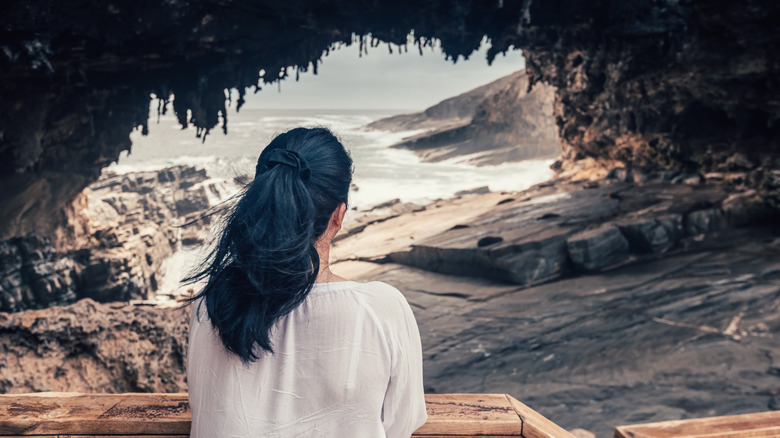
[314, 239, 345, 283]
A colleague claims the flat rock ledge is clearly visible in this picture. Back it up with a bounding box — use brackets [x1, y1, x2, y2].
[388, 177, 746, 286]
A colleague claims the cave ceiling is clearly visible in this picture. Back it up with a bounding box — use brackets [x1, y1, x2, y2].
[0, 0, 778, 241]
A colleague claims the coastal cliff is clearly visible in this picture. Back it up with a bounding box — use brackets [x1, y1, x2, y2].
[368, 70, 559, 165]
[0, 166, 231, 313]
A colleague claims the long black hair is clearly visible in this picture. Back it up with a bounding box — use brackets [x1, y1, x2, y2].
[186, 127, 353, 362]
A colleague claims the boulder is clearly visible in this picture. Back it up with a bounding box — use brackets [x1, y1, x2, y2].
[617, 214, 683, 254]
[567, 225, 629, 271]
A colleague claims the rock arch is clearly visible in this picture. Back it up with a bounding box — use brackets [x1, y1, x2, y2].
[0, 0, 778, 241]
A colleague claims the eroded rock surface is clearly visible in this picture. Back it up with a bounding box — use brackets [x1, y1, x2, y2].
[385, 174, 740, 286]
[346, 233, 780, 437]
[0, 166, 231, 312]
[0, 299, 189, 394]
[329, 178, 780, 436]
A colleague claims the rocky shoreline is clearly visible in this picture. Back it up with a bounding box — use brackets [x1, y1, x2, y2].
[1, 168, 778, 437]
[368, 70, 560, 166]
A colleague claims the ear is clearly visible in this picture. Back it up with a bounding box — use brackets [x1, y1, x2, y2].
[330, 202, 347, 231]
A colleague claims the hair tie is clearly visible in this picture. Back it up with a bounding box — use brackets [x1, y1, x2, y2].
[257, 148, 311, 181]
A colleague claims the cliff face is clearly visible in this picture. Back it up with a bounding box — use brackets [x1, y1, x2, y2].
[1, 0, 779, 241]
[0, 166, 230, 313]
[0, 299, 189, 394]
[370, 70, 559, 165]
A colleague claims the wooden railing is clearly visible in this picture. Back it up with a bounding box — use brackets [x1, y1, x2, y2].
[0, 392, 575, 437]
[614, 410, 780, 438]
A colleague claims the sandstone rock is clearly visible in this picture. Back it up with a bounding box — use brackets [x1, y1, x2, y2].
[352, 226, 780, 438]
[567, 225, 629, 271]
[656, 214, 685, 242]
[0, 298, 189, 394]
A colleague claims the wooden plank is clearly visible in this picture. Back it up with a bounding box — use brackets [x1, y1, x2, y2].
[0, 392, 573, 436]
[0, 393, 190, 436]
[614, 410, 780, 438]
[506, 395, 576, 438]
[415, 394, 524, 435]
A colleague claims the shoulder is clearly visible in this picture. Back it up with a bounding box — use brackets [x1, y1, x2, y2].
[353, 281, 410, 308]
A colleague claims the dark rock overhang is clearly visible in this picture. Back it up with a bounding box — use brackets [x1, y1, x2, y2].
[1, 0, 778, 241]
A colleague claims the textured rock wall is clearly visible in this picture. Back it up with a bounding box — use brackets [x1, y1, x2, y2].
[1, 0, 778, 241]
[0, 166, 231, 313]
[0, 299, 189, 394]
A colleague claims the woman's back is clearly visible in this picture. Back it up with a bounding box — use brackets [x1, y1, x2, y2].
[188, 280, 427, 437]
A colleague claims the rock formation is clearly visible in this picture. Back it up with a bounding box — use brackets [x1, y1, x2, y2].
[1, 0, 778, 243]
[2, 175, 776, 437]
[0, 298, 189, 394]
[0, 166, 232, 313]
[388, 171, 738, 285]
[369, 70, 559, 165]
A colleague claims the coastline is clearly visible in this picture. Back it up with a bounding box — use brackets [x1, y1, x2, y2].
[2, 167, 777, 436]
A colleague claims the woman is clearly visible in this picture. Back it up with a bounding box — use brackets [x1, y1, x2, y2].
[186, 127, 427, 437]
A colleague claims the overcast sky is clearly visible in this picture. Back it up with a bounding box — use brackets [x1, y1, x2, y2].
[241, 37, 525, 111]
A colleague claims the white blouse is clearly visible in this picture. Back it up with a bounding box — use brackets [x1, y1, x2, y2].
[187, 280, 427, 438]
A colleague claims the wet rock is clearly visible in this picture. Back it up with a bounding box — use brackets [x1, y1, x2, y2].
[566, 225, 629, 271]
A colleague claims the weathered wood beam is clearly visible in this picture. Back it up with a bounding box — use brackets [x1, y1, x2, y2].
[614, 410, 780, 438]
[0, 392, 575, 437]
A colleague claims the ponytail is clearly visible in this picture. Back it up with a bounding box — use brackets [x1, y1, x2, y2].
[185, 128, 352, 362]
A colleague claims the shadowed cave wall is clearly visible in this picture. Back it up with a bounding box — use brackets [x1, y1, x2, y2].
[1, 0, 778, 244]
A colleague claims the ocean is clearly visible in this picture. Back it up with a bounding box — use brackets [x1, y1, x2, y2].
[110, 107, 555, 209]
[109, 106, 555, 294]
